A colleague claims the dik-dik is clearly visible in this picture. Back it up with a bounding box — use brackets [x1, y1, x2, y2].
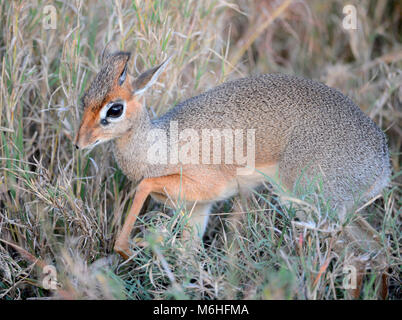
[74, 50, 390, 266]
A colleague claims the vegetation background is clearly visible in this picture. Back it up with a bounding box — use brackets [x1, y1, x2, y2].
[0, 0, 400, 299]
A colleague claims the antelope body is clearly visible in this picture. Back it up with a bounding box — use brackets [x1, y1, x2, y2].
[74, 51, 390, 264]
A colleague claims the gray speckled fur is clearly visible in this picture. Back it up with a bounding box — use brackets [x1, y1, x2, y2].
[113, 73, 391, 207]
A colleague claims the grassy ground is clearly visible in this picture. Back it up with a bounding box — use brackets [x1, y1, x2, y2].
[0, 0, 400, 300]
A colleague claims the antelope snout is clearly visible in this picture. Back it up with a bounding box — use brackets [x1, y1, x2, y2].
[74, 130, 91, 150]
[73, 131, 82, 150]
[74, 130, 101, 150]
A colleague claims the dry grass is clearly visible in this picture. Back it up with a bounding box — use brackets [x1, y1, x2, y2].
[0, 0, 401, 300]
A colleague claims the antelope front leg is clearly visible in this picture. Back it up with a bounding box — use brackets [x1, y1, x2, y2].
[114, 179, 152, 259]
[115, 172, 229, 259]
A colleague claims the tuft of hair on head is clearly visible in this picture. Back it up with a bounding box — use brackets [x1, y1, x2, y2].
[81, 50, 131, 111]
[101, 40, 120, 64]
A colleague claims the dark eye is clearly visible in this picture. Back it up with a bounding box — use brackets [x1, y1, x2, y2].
[106, 103, 124, 118]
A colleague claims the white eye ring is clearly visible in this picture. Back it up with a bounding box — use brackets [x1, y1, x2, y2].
[99, 100, 126, 123]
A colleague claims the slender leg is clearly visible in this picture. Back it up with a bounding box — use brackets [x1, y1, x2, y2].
[114, 172, 229, 259]
[182, 202, 212, 240]
[380, 273, 389, 300]
[229, 192, 250, 232]
[114, 179, 152, 259]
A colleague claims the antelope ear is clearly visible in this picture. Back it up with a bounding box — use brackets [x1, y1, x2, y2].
[133, 57, 172, 96]
[118, 59, 129, 86]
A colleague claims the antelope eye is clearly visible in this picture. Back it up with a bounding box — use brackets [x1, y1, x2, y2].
[106, 103, 124, 118]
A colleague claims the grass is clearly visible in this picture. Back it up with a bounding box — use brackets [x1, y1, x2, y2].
[0, 0, 401, 300]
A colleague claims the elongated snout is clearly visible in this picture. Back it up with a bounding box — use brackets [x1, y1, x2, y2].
[74, 125, 95, 150]
[73, 131, 80, 149]
[74, 110, 102, 150]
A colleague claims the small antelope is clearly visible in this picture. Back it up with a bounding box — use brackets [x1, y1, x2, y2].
[74, 49, 390, 284]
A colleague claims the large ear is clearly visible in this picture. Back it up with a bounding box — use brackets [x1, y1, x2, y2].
[133, 57, 172, 96]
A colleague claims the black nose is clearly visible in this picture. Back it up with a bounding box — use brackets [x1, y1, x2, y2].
[74, 144, 79, 150]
